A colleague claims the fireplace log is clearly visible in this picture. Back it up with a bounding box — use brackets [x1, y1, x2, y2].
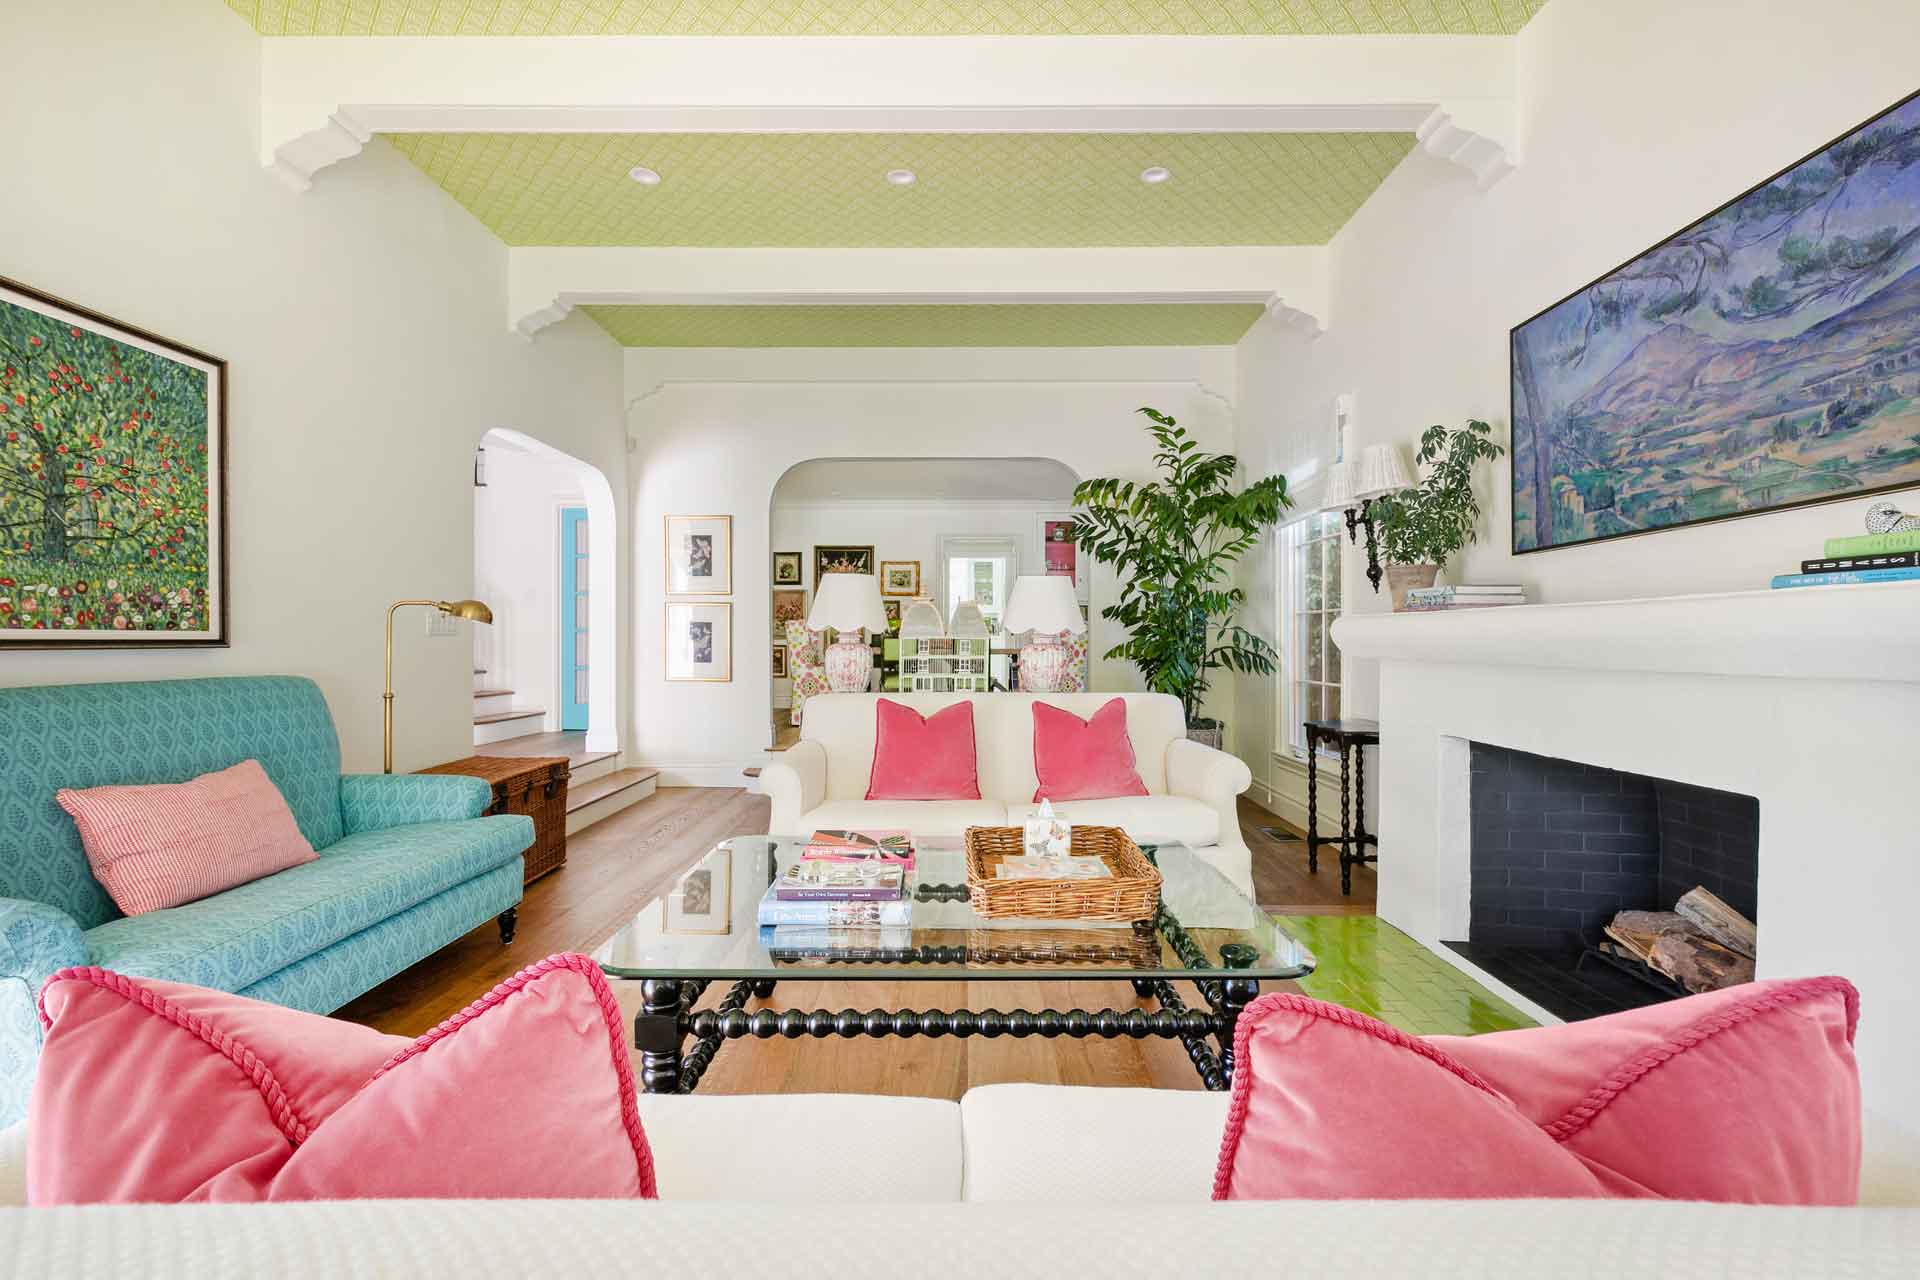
[1674, 887, 1757, 960]
[1604, 911, 1691, 964]
[1649, 931, 1756, 994]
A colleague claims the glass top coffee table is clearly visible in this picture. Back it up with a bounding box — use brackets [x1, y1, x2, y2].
[592, 835, 1314, 1094]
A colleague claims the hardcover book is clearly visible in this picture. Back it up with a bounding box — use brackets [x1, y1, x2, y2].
[1801, 552, 1920, 573]
[1770, 566, 1920, 589]
[754, 887, 914, 927]
[772, 860, 906, 902]
[801, 829, 915, 867]
[1822, 530, 1920, 557]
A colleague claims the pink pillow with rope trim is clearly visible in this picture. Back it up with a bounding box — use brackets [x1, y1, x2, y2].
[1214, 978, 1860, 1204]
[30, 954, 656, 1205]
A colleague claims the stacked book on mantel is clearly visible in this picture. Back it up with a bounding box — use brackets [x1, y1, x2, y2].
[1403, 583, 1529, 611]
[1773, 529, 1920, 590]
[757, 829, 914, 953]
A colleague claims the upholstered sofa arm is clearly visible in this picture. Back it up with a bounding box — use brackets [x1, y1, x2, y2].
[1166, 736, 1253, 805]
[340, 774, 493, 834]
[0, 899, 89, 1125]
[762, 741, 828, 835]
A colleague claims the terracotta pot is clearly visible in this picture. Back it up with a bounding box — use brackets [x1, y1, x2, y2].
[1387, 563, 1440, 612]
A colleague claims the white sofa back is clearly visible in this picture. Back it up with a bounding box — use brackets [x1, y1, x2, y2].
[801, 692, 1186, 803]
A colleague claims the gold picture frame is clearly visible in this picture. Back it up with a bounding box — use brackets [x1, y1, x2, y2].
[665, 514, 732, 596]
[879, 560, 921, 597]
[665, 601, 732, 682]
[771, 643, 789, 678]
[772, 550, 803, 586]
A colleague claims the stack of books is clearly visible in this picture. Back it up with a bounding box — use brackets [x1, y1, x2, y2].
[1403, 584, 1528, 611]
[757, 829, 914, 945]
[1773, 531, 1920, 589]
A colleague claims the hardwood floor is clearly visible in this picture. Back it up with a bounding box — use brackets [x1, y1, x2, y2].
[339, 786, 1376, 1095]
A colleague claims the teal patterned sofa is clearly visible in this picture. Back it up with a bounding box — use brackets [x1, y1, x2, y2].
[0, 676, 532, 1124]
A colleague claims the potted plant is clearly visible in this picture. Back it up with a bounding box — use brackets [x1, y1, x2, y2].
[1371, 420, 1506, 611]
[1070, 408, 1291, 747]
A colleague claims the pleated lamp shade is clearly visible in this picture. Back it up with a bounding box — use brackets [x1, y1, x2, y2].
[1352, 444, 1415, 500]
[1320, 461, 1358, 512]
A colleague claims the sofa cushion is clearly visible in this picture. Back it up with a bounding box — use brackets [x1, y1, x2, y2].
[867, 700, 980, 801]
[1010, 797, 1220, 849]
[57, 760, 318, 916]
[962, 1085, 1227, 1202]
[31, 955, 654, 1204]
[1030, 699, 1149, 802]
[82, 816, 529, 993]
[798, 801, 1008, 839]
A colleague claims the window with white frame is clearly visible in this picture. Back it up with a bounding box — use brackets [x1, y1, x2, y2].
[1277, 511, 1343, 758]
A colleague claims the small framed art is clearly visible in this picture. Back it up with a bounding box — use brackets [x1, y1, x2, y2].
[771, 643, 789, 678]
[665, 515, 732, 595]
[882, 599, 901, 632]
[662, 846, 731, 935]
[878, 560, 920, 596]
[666, 601, 732, 682]
[772, 587, 806, 636]
[772, 550, 803, 586]
[814, 544, 874, 579]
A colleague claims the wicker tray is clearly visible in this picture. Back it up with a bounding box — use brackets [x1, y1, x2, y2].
[963, 825, 1162, 922]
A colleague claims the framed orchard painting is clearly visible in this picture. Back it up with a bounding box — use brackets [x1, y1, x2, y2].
[0, 276, 227, 648]
[666, 514, 731, 595]
[1512, 89, 1920, 554]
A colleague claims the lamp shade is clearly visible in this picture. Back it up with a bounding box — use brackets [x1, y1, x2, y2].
[1003, 575, 1086, 635]
[807, 573, 888, 634]
[1351, 444, 1414, 500]
[1319, 461, 1358, 513]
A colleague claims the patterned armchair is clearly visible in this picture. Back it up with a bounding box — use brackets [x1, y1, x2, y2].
[1016, 631, 1090, 693]
[785, 620, 831, 726]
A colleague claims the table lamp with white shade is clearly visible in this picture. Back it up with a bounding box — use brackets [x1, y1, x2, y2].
[1003, 574, 1087, 692]
[808, 573, 889, 692]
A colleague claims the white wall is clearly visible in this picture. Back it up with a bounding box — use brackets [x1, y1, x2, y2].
[1235, 0, 1920, 754]
[473, 439, 590, 731]
[629, 345, 1237, 782]
[0, 0, 628, 773]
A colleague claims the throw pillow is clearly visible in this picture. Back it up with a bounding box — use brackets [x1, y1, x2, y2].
[1214, 978, 1860, 1204]
[866, 699, 981, 801]
[1030, 698, 1149, 802]
[30, 954, 657, 1204]
[56, 759, 318, 916]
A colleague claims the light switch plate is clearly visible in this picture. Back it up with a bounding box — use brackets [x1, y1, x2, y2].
[426, 610, 460, 638]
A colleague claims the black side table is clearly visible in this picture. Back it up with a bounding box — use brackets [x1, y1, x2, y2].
[1303, 718, 1380, 895]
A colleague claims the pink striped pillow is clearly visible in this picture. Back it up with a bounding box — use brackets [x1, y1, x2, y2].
[56, 759, 317, 915]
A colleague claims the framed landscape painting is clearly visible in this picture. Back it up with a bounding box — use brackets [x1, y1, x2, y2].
[1512, 90, 1920, 554]
[0, 277, 226, 647]
[879, 559, 919, 596]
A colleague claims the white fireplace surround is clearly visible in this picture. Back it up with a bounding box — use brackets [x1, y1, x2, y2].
[1334, 582, 1920, 1204]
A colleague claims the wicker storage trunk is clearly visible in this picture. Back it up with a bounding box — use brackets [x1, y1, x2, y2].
[419, 755, 570, 884]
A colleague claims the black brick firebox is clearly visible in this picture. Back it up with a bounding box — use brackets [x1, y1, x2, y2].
[1445, 743, 1759, 1020]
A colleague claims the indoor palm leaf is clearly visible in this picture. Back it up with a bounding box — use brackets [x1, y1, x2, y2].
[1069, 408, 1292, 730]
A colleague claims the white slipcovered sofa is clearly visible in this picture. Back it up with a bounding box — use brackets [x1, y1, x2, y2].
[2, 1089, 1913, 1276]
[762, 692, 1257, 895]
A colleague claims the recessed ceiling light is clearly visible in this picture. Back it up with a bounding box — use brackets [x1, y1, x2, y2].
[628, 165, 662, 186]
[1140, 166, 1172, 185]
[885, 168, 917, 186]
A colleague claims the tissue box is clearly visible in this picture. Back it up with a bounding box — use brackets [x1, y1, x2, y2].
[1024, 809, 1071, 859]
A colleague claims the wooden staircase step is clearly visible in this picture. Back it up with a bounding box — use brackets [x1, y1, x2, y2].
[473, 688, 514, 699]
[474, 708, 545, 726]
[566, 768, 659, 814]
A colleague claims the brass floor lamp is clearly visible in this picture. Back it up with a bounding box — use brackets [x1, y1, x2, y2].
[385, 598, 493, 773]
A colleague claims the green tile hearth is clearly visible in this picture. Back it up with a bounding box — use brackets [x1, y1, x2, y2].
[1284, 915, 1536, 1036]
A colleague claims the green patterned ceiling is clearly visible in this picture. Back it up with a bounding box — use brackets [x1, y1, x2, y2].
[228, 1, 1547, 36]
[581, 303, 1266, 346]
[386, 132, 1415, 247]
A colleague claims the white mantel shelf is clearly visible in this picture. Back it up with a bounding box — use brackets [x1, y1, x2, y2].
[1332, 582, 1920, 685]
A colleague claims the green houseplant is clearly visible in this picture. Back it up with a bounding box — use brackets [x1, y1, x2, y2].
[1370, 419, 1506, 610]
[1069, 408, 1291, 742]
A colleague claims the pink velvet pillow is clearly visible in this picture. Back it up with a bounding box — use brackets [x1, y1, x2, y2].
[56, 759, 317, 915]
[1214, 978, 1860, 1205]
[866, 699, 980, 801]
[31, 954, 657, 1204]
[1031, 698, 1149, 802]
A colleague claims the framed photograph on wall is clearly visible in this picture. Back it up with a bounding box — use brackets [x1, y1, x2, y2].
[878, 559, 920, 596]
[0, 275, 228, 648]
[771, 643, 789, 678]
[665, 514, 732, 595]
[772, 550, 803, 586]
[662, 846, 731, 935]
[772, 587, 806, 637]
[666, 601, 731, 682]
[814, 544, 873, 579]
[1512, 89, 1920, 555]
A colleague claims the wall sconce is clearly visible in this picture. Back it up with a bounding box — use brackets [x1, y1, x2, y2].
[1321, 445, 1414, 594]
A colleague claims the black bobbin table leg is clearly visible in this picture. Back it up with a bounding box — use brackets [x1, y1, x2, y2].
[1131, 978, 1156, 998]
[1216, 977, 1260, 1083]
[1339, 742, 1354, 896]
[635, 978, 686, 1095]
[1305, 728, 1321, 874]
[751, 979, 777, 999]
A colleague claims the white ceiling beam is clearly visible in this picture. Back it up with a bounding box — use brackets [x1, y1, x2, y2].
[260, 35, 1519, 190]
[506, 246, 1330, 339]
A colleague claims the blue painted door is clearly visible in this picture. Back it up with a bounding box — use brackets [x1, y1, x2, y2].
[560, 507, 590, 732]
